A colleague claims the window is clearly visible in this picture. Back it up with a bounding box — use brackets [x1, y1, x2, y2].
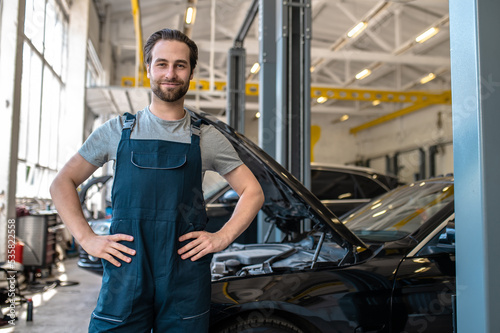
[17, 0, 68, 198]
[311, 170, 355, 200]
[352, 174, 387, 199]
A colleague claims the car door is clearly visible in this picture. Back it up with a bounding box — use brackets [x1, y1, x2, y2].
[391, 215, 456, 332]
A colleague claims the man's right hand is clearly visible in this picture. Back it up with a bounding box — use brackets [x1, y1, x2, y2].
[80, 233, 136, 267]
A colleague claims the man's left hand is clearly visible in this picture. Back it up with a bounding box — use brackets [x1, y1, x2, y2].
[178, 231, 229, 261]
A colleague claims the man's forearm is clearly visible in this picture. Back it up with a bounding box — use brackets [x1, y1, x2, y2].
[50, 175, 95, 244]
[216, 185, 264, 245]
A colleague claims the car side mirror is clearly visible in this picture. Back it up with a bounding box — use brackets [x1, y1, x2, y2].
[219, 189, 240, 204]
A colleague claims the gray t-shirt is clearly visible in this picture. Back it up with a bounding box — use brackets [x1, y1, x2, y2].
[79, 107, 242, 176]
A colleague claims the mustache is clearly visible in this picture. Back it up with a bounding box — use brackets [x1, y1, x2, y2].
[160, 79, 184, 84]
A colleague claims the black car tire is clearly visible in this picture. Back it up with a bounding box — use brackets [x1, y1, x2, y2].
[216, 315, 305, 333]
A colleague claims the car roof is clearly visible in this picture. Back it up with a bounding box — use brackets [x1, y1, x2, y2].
[311, 162, 396, 178]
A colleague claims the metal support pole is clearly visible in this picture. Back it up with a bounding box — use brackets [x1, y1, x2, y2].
[418, 148, 426, 180]
[276, 0, 311, 235]
[256, 0, 277, 243]
[226, 47, 246, 133]
[276, 0, 311, 190]
[450, 0, 500, 332]
[0, 0, 25, 260]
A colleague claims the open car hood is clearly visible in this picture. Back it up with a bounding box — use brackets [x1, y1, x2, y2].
[188, 107, 367, 251]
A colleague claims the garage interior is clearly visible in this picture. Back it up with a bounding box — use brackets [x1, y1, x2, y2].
[0, 0, 499, 332]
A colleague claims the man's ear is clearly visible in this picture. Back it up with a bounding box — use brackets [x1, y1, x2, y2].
[190, 71, 194, 80]
[146, 64, 150, 78]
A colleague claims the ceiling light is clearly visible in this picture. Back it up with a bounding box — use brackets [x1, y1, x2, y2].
[372, 99, 381, 106]
[372, 209, 387, 218]
[185, 7, 196, 25]
[255, 112, 261, 119]
[347, 22, 367, 38]
[420, 73, 436, 84]
[415, 27, 439, 43]
[355, 69, 371, 80]
[339, 114, 349, 122]
[317, 96, 327, 104]
[250, 62, 260, 74]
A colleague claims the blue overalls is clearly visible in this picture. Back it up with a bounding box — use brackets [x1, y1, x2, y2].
[89, 113, 212, 332]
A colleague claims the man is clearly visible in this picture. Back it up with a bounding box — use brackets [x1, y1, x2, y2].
[50, 28, 264, 332]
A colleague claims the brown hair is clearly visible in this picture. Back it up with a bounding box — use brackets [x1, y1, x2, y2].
[144, 28, 198, 74]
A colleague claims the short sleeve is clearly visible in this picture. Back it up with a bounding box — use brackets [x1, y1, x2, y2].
[78, 116, 122, 167]
[200, 125, 243, 176]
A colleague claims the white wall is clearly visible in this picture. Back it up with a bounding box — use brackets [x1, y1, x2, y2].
[352, 104, 453, 182]
[243, 104, 454, 182]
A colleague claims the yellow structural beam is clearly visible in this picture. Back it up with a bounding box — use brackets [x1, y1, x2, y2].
[131, 0, 146, 87]
[349, 90, 451, 135]
[121, 77, 448, 103]
[120, 77, 450, 131]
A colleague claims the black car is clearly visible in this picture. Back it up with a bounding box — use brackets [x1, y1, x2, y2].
[209, 176, 455, 332]
[78, 108, 455, 332]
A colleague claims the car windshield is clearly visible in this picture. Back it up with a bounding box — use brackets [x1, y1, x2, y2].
[341, 179, 454, 242]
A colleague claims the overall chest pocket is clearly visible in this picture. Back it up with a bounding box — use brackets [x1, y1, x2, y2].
[131, 151, 186, 170]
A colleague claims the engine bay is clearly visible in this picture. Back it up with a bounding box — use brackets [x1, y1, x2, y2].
[210, 234, 349, 280]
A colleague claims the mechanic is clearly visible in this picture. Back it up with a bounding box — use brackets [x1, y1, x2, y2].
[50, 28, 264, 332]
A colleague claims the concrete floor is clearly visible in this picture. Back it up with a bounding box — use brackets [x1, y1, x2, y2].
[2, 257, 102, 332]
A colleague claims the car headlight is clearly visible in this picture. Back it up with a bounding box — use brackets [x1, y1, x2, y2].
[89, 220, 111, 235]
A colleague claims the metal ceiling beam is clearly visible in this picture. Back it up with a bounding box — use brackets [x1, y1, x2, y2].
[233, 0, 259, 47]
[195, 40, 449, 66]
[226, 0, 259, 132]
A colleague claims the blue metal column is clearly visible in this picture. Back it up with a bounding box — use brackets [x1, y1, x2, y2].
[257, 0, 277, 242]
[275, 0, 311, 187]
[226, 47, 246, 133]
[450, 1, 500, 332]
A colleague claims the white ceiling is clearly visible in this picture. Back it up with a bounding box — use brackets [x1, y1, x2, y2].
[87, 0, 451, 122]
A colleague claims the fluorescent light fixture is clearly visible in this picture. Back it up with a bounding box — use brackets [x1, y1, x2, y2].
[415, 27, 439, 43]
[355, 69, 371, 80]
[347, 21, 367, 38]
[372, 209, 387, 218]
[317, 96, 327, 104]
[185, 7, 196, 25]
[420, 73, 436, 84]
[338, 193, 352, 199]
[339, 114, 349, 122]
[250, 62, 260, 74]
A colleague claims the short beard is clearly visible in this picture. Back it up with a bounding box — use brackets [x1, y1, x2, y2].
[151, 79, 190, 103]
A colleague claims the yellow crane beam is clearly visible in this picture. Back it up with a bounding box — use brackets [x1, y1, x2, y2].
[131, 0, 146, 87]
[120, 77, 450, 132]
[121, 77, 448, 103]
[349, 90, 451, 135]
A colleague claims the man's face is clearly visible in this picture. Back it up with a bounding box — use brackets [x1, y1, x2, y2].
[147, 40, 193, 103]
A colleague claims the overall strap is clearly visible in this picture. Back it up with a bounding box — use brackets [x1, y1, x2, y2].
[121, 112, 136, 140]
[190, 116, 203, 144]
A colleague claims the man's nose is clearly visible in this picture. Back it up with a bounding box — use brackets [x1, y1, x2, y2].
[165, 66, 177, 79]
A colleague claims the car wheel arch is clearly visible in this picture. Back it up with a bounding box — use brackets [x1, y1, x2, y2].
[210, 308, 322, 333]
